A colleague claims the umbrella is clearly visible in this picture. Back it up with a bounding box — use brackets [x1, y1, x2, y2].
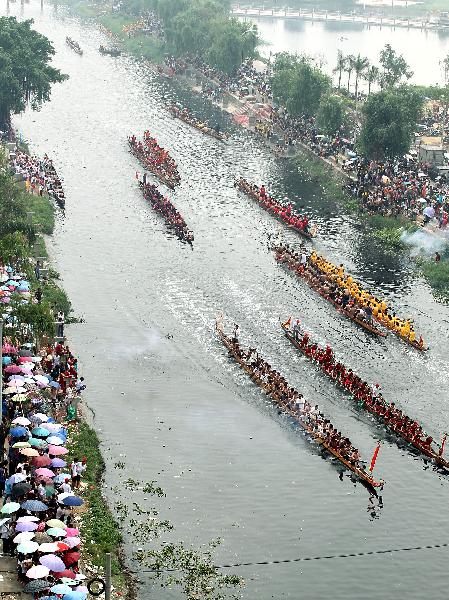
[32, 427, 50, 438]
[39, 542, 60, 553]
[54, 570, 76, 580]
[21, 500, 48, 512]
[32, 455, 52, 467]
[55, 541, 70, 552]
[13, 531, 35, 543]
[51, 584, 73, 594]
[12, 417, 31, 426]
[45, 423, 63, 432]
[64, 528, 79, 537]
[0, 518, 10, 527]
[33, 413, 49, 422]
[46, 519, 66, 529]
[48, 446, 68, 455]
[8, 473, 26, 483]
[62, 496, 83, 507]
[34, 532, 53, 544]
[47, 436, 64, 446]
[62, 537, 80, 549]
[45, 485, 56, 497]
[63, 592, 86, 600]
[75, 585, 88, 593]
[40, 554, 66, 572]
[15, 520, 37, 533]
[5, 365, 22, 373]
[50, 381, 60, 389]
[9, 426, 28, 437]
[20, 447, 39, 457]
[1, 502, 20, 514]
[4, 387, 21, 394]
[47, 527, 67, 537]
[24, 579, 50, 593]
[19, 349, 32, 357]
[29, 438, 49, 449]
[12, 393, 30, 403]
[63, 552, 80, 566]
[11, 482, 32, 498]
[17, 516, 40, 523]
[17, 540, 39, 554]
[35, 468, 56, 478]
[50, 458, 67, 468]
[26, 564, 50, 579]
[11, 442, 30, 449]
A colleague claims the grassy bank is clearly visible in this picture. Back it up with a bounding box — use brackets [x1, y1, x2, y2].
[67, 421, 126, 588]
[420, 256, 449, 302]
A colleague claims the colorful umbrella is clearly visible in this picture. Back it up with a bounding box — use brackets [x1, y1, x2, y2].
[46, 519, 66, 529]
[63, 552, 80, 566]
[26, 564, 50, 579]
[62, 592, 87, 600]
[32, 455, 52, 467]
[33, 413, 49, 422]
[29, 438, 48, 448]
[1, 502, 20, 514]
[50, 584, 72, 594]
[38, 542, 60, 553]
[17, 540, 39, 554]
[39, 554, 66, 572]
[13, 531, 35, 543]
[50, 458, 67, 468]
[32, 427, 50, 438]
[35, 468, 56, 478]
[47, 527, 67, 538]
[47, 436, 64, 446]
[11, 417, 31, 426]
[17, 516, 40, 523]
[21, 500, 48, 512]
[9, 426, 28, 437]
[20, 447, 39, 457]
[62, 496, 83, 507]
[54, 474, 70, 484]
[62, 537, 80, 549]
[15, 520, 37, 532]
[24, 579, 50, 593]
[48, 445, 68, 456]
[53, 570, 76, 580]
[11, 442, 30, 449]
[64, 528, 79, 537]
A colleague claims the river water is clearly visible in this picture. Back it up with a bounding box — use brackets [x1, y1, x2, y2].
[247, 16, 449, 86]
[6, 3, 449, 598]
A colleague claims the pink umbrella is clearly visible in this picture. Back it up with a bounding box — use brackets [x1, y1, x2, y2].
[35, 468, 55, 478]
[32, 456, 52, 467]
[48, 446, 68, 456]
[26, 564, 50, 579]
[2, 343, 17, 353]
[64, 528, 79, 537]
[4, 365, 22, 374]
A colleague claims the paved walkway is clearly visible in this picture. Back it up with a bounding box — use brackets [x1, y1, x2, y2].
[0, 556, 25, 599]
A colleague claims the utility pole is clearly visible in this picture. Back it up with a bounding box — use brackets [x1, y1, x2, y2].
[105, 553, 112, 600]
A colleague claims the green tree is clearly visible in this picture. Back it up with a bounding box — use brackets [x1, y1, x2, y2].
[364, 64, 379, 95]
[0, 17, 67, 128]
[352, 53, 369, 99]
[271, 54, 330, 117]
[316, 93, 346, 135]
[378, 43, 413, 89]
[333, 50, 346, 89]
[358, 86, 423, 159]
[0, 232, 29, 265]
[345, 54, 355, 93]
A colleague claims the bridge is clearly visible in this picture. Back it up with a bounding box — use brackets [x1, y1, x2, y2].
[231, 5, 441, 30]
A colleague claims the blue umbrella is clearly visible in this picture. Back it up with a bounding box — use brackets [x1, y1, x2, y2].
[50, 381, 60, 389]
[50, 584, 73, 595]
[32, 427, 50, 438]
[62, 496, 84, 507]
[63, 592, 87, 600]
[10, 426, 27, 437]
[21, 500, 48, 512]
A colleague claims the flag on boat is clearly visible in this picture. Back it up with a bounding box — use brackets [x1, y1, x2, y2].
[369, 442, 381, 473]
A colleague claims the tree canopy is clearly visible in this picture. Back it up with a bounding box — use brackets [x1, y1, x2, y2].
[378, 43, 413, 89]
[358, 86, 423, 159]
[0, 17, 67, 128]
[316, 93, 346, 135]
[154, 0, 258, 74]
[271, 53, 331, 117]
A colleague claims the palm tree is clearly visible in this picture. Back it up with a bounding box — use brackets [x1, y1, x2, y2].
[365, 64, 379, 95]
[345, 54, 355, 94]
[352, 54, 369, 99]
[333, 50, 346, 90]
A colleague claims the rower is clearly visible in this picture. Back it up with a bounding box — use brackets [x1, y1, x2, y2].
[293, 319, 301, 340]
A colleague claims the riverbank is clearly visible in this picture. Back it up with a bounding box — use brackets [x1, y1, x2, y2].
[0, 140, 131, 598]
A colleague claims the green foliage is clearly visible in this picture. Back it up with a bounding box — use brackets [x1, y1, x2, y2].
[351, 54, 369, 98]
[271, 53, 331, 117]
[358, 86, 424, 159]
[378, 43, 413, 89]
[0, 232, 29, 264]
[420, 258, 449, 302]
[0, 17, 68, 126]
[41, 281, 72, 315]
[67, 422, 123, 577]
[316, 93, 346, 135]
